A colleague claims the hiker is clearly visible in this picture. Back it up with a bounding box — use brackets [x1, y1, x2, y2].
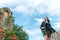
[40, 16, 56, 40]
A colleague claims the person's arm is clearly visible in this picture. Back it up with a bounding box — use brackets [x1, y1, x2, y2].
[40, 21, 45, 30]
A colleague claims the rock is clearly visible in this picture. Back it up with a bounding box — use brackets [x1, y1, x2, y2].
[0, 7, 14, 40]
[51, 30, 60, 40]
[0, 7, 14, 31]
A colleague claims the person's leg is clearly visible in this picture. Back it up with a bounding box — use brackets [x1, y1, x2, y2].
[44, 35, 48, 40]
[44, 35, 51, 40]
[47, 37, 51, 40]
[47, 31, 51, 40]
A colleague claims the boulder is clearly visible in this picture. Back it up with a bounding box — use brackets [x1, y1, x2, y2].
[51, 30, 60, 40]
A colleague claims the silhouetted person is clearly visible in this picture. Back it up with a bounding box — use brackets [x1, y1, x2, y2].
[40, 16, 56, 40]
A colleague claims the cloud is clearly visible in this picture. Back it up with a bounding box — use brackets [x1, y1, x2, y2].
[25, 28, 41, 36]
[24, 28, 44, 40]
[13, 0, 43, 15]
[47, 0, 60, 16]
[53, 22, 60, 30]
[33, 36, 44, 40]
[0, 0, 19, 7]
[0, 4, 6, 8]
[35, 18, 44, 25]
[24, 0, 42, 8]
[1, 0, 60, 16]
[13, 0, 48, 15]
[14, 5, 29, 13]
[0, 0, 42, 8]
[14, 5, 35, 15]
[34, 0, 60, 16]
[49, 0, 60, 11]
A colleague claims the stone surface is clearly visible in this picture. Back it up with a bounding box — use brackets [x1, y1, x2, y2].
[51, 30, 60, 40]
[0, 7, 14, 31]
[0, 7, 14, 40]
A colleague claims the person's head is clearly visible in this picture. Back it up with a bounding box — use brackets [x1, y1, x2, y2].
[44, 16, 48, 21]
[44, 16, 50, 23]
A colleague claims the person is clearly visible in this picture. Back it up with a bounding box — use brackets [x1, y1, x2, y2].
[40, 16, 56, 40]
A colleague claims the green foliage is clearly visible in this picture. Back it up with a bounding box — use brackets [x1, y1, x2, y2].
[13, 24, 29, 40]
[4, 24, 29, 40]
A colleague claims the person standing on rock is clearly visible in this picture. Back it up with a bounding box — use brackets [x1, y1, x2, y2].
[40, 16, 56, 40]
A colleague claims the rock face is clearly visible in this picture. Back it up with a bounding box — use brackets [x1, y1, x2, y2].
[51, 30, 60, 40]
[0, 7, 14, 40]
[0, 7, 14, 31]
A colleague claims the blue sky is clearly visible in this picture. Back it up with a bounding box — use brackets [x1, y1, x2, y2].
[0, 0, 60, 40]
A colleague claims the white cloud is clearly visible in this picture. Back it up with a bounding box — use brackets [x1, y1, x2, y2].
[35, 18, 44, 25]
[14, 5, 30, 13]
[53, 22, 60, 30]
[49, 0, 60, 11]
[0, 0, 19, 7]
[36, 6, 48, 14]
[24, 28, 44, 40]
[13, 0, 43, 15]
[0, 4, 6, 8]
[33, 36, 44, 40]
[13, 0, 47, 15]
[35, 0, 60, 15]
[1, 0, 60, 16]
[47, 0, 60, 15]
[14, 5, 36, 15]
[25, 28, 41, 36]
[25, 0, 42, 8]
[0, 0, 9, 3]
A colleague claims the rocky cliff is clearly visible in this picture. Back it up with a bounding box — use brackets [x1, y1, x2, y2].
[0, 7, 14, 31]
[0, 7, 14, 40]
[51, 30, 60, 40]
